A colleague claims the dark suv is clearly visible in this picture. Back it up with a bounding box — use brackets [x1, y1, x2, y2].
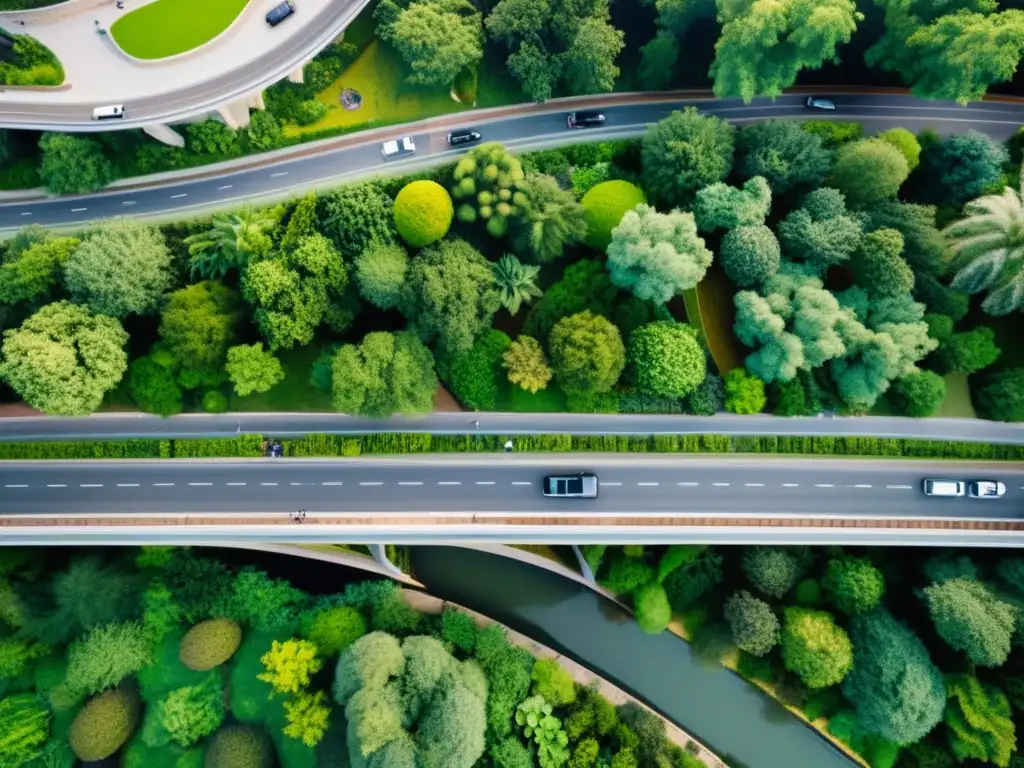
[567, 111, 605, 129]
[266, 1, 295, 26]
[447, 129, 482, 147]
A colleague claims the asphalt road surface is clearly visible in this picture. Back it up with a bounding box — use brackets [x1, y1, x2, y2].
[1, 411, 1022, 444]
[4, 92, 1024, 230]
[1, 456, 1021, 519]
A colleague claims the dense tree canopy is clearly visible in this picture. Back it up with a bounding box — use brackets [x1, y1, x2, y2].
[822, 557, 885, 616]
[735, 121, 832, 194]
[925, 131, 1009, 207]
[693, 176, 772, 232]
[627, 321, 705, 399]
[725, 590, 780, 657]
[924, 578, 1015, 668]
[158, 282, 242, 375]
[831, 139, 909, 207]
[852, 228, 914, 298]
[642, 108, 735, 209]
[780, 607, 853, 689]
[0, 236, 77, 312]
[225, 343, 285, 397]
[355, 241, 409, 311]
[184, 207, 276, 281]
[330, 331, 437, 417]
[318, 183, 397, 261]
[720, 224, 781, 288]
[943, 674, 1017, 767]
[38, 133, 113, 195]
[513, 173, 588, 263]
[377, 0, 483, 87]
[889, 370, 947, 417]
[777, 188, 863, 274]
[549, 311, 625, 395]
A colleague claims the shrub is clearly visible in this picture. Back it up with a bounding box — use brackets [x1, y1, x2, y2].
[299, 605, 366, 658]
[627, 322, 705, 399]
[294, 100, 328, 126]
[720, 225, 781, 288]
[724, 591, 780, 656]
[204, 725, 272, 768]
[822, 558, 885, 616]
[923, 578, 1015, 667]
[724, 368, 766, 414]
[741, 547, 808, 598]
[129, 355, 184, 417]
[0, 693, 50, 767]
[780, 607, 853, 689]
[258, 639, 322, 695]
[228, 631, 281, 724]
[580, 181, 645, 251]
[355, 241, 409, 310]
[178, 619, 243, 671]
[974, 368, 1024, 422]
[283, 690, 331, 747]
[200, 390, 228, 413]
[141, 673, 224, 748]
[441, 608, 478, 654]
[245, 111, 282, 152]
[600, 553, 655, 595]
[394, 180, 454, 247]
[448, 330, 512, 411]
[633, 582, 671, 635]
[65, 620, 153, 696]
[69, 687, 140, 761]
[531, 659, 576, 707]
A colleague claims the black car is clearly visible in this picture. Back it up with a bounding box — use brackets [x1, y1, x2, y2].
[447, 129, 482, 147]
[266, 0, 295, 26]
[567, 110, 605, 129]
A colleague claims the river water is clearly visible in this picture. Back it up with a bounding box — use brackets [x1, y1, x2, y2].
[411, 546, 854, 768]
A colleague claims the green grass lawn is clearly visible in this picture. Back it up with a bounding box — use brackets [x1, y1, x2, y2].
[111, 0, 249, 59]
[229, 341, 333, 413]
[939, 371, 977, 418]
[695, 266, 745, 375]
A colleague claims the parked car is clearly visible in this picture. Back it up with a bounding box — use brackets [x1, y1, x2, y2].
[381, 136, 416, 159]
[92, 104, 125, 121]
[447, 129, 482, 147]
[805, 96, 836, 110]
[543, 473, 599, 498]
[968, 480, 1006, 499]
[567, 110, 605, 129]
[266, 0, 295, 26]
[922, 479, 965, 498]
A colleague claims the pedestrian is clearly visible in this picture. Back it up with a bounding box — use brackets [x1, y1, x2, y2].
[504, 439, 513, 453]
[299, 509, 307, 522]
[472, 419, 480, 431]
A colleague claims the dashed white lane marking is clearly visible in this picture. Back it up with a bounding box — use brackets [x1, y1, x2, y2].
[438, 481, 462, 486]
[290, 482, 304, 486]
[476, 481, 495, 485]
[398, 481, 423, 486]
[359, 482, 383, 486]
[80, 484, 103, 488]
[226, 482, 246, 486]
[122, 201, 136, 206]
[854, 484, 873, 488]
[600, 482, 622, 486]
[46, 484, 66, 488]
[19, 212, 31, 216]
[782, 483, 799, 487]
[322, 481, 343, 486]
[887, 484, 913, 490]
[271, 172, 288, 178]
[217, 185, 233, 190]
[188, 482, 212, 486]
[637, 482, 659, 486]
[153, 483, 174, 487]
[511, 481, 532, 486]
[815, 484, 835, 488]
[261, 482, 278, 486]
[4, 485, 27, 488]
[170, 193, 188, 199]
[70, 208, 87, 212]
[117, 483, 139, 487]
[677, 482, 699, 487]
[713, 482, 730, 487]
[745, 483, 765, 487]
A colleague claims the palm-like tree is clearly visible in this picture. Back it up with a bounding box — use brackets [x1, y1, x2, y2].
[185, 205, 277, 280]
[945, 175, 1024, 316]
[492, 254, 542, 315]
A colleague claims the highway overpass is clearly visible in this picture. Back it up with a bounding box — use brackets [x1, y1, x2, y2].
[1, 456, 1022, 546]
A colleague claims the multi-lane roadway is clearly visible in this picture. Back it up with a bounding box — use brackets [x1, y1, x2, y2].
[5, 92, 1024, 230]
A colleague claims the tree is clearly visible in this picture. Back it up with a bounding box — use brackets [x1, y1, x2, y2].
[245, 110, 282, 151]
[780, 607, 853, 689]
[159, 281, 242, 374]
[932, 327, 1000, 374]
[184, 207, 276, 280]
[742, 546, 808, 598]
[975, 368, 1024, 422]
[831, 139, 909, 207]
[401, 239, 499, 355]
[258, 639, 322, 695]
[301, 606, 366, 658]
[627, 321, 705, 399]
[642, 108, 735, 209]
[822, 557, 885, 616]
[720, 225, 781, 288]
[925, 131, 1009, 207]
[448, 330, 512, 411]
[549, 311, 625, 395]
[65, 621, 153, 696]
[632, 582, 671, 635]
[524, 259, 618, 340]
[852, 228, 914, 297]
[0, 693, 49, 767]
[451, 143, 526, 238]
[877, 128, 921, 171]
[283, 690, 331, 747]
[393, 180, 454, 247]
[724, 368, 766, 414]
[944, 182, 1024, 316]
[531, 659, 576, 707]
[687, 372, 724, 415]
[38, 132, 113, 194]
[204, 725, 272, 768]
[214, 567, 306, 631]
[513, 173, 588, 263]
[493, 255, 543, 315]
[0, 301, 128, 416]
[331, 331, 437, 418]
[725, 590, 780, 656]
[581, 180, 647, 252]
[944, 674, 1017, 767]
[516, 696, 569, 768]
[843, 609, 948, 745]
[0, 236, 77, 311]
[559, 17, 624, 95]
[508, 42, 555, 102]
[225, 343, 285, 397]
[777, 188, 863, 274]
[924, 578, 1015, 667]
[736, 121, 831, 194]
[355, 241, 409, 310]
[379, 0, 483, 87]
[606, 205, 713, 303]
[129, 355, 184, 417]
[142, 673, 224, 748]
[179, 618, 243, 670]
[864, 200, 950, 279]
[65, 220, 173, 318]
[504, 336, 552, 393]
[693, 176, 772, 232]
[889, 370, 946, 417]
[69, 688, 140, 762]
[638, 30, 679, 90]
[710, 0, 862, 101]
[318, 182, 397, 260]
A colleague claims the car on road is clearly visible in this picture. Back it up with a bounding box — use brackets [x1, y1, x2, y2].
[382, 137, 416, 159]
[543, 473, 599, 498]
[969, 480, 1006, 499]
[567, 111, 605, 129]
[805, 96, 836, 110]
[922, 479, 965, 497]
[447, 129, 482, 147]
[92, 104, 125, 121]
[266, 0, 295, 26]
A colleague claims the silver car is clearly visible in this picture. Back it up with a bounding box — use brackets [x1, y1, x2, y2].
[969, 480, 1006, 499]
[543, 473, 599, 498]
[381, 136, 415, 159]
[805, 96, 836, 110]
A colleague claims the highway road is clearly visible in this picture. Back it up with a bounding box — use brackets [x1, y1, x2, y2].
[1, 456, 1021, 518]
[1, 411, 1022, 444]
[4, 92, 1024, 230]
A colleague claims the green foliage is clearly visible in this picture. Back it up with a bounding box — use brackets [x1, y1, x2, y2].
[215, 567, 306, 632]
[69, 687, 140, 761]
[129, 355, 184, 417]
[185, 206, 276, 281]
[852, 228, 914, 298]
[138, 629, 207, 704]
[204, 724, 272, 768]
[355, 241, 409, 311]
[333, 631, 404, 704]
[524, 259, 618, 341]
[283, 690, 331, 747]
[516, 696, 569, 768]
[827, 709, 900, 768]
[831, 139, 909, 207]
[531, 658, 576, 707]
[932, 327, 1000, 374]
[159, 282, 242, 374]
[448, 330, 512, 411]
[975, 368, 1024, 422]
[186, 119, 239, 156]
[300, 606, 366, 658]
[451, 143, 526, 238]
[0, 235, 77, 312]
[776, 187, 863, 274]
[924, 131, 1009, 207]
[877, 128, 921, 171]
[504, 336, 553, 394]
[633, 582, 671, 635]
[724, 368, 766, 415]
[200, 390, 228, 413]
[642, 108, 734, 209]
[142, 672, 224, 748]
[606, 205, 713, 302]
[600, 551, 656, 595]
[38, 133, 112, 194]
[474, 624, 534, 741]
[393, 180, 454, 248]
[0, 693, 50, 767]
[550, 311, 625, 395]
[724, 590, 779, 656]
[742, 547, 808, 598]
[864, 200, 949, 279]
[245, 111, 283, 152]
[580, 181, 647, 252]
[331, 331, 437, 418]
[780, 607, 853, 689]
[943, 674, 1016, 767]
[228, 630, 281, 724]
[736, 121, 831, 194]
[686, 374, 724, 416]
[693, 176, 772, 232]
[720, 224, 781, 288]
[225, 343, 284, 397]
[627, 322, 705, 399]
[662, 549, 724, 612]
[178, 619, 242, 671]
[889, 371, 947, 418]
[65, 620, 153, 697]
[512, 172, 588, 263]
[492, 255, 542, 315]
[822, 557, 885, 616]
[258, 638, 322, 695]
[377, 0, 483, 87]
[318, 182, 397, 261]
[441, 608, 477, 655]
[924, 578, 1015, 667]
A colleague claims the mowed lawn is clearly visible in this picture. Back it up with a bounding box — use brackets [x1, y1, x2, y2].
[111, 0, 249, 59]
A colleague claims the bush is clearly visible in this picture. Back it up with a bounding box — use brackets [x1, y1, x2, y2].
[294, 100, 328, 126]
[393, 180, 454, 248]
[0, 693, 50, 767]
[0, 33, 64, 85]
[69, 687, 140, 761]
[129, 356, 184, 417]
[974, 368, 1024, 422]
[65, 621, 153, 696]
[741, 547, 808, 598]
[244, 112, 283, 152]
[633, 582, 671, 634]
[441, 608, 477, 654]
[178, 619, 243, 671]
[780, 607, 853, 689]
[822, 557, 885, 616]
[627, 322, 705, 399]
[204, 725, 272, 768]
[724, 591, 780, 656]
[141, 673, 223, 748]
[299, 605, 366, 658]
[200, 390, 228, 413]
[724, 368, 766, 414]
[581, 181, 646, 251]
[228, 631, 281, 724]
[448, 331, 512, 411]
[531, 659, 576, 707]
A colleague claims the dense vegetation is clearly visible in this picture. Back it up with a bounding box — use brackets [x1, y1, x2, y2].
[0, 30, 63, 86]
[584, 544, 1024, 768]
[0, 547, 703, 768]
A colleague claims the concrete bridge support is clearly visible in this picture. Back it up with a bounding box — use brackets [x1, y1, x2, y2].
[216, 91, 266, 130]
[368, 544, 407, 577]
[287, 66, 304, 84]
[142, 123, 185, 148]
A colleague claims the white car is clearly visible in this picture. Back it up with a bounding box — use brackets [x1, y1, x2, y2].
[805, 96, 836, 110]
[969, 480, 1006, 499]
[382, 137, 415, 159]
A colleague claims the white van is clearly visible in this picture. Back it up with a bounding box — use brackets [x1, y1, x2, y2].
[922, 479, 965, 497]
[92, 104, 125, 121]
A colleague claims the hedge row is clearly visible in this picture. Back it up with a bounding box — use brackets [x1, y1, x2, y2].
[1, 432, 1021, 461]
